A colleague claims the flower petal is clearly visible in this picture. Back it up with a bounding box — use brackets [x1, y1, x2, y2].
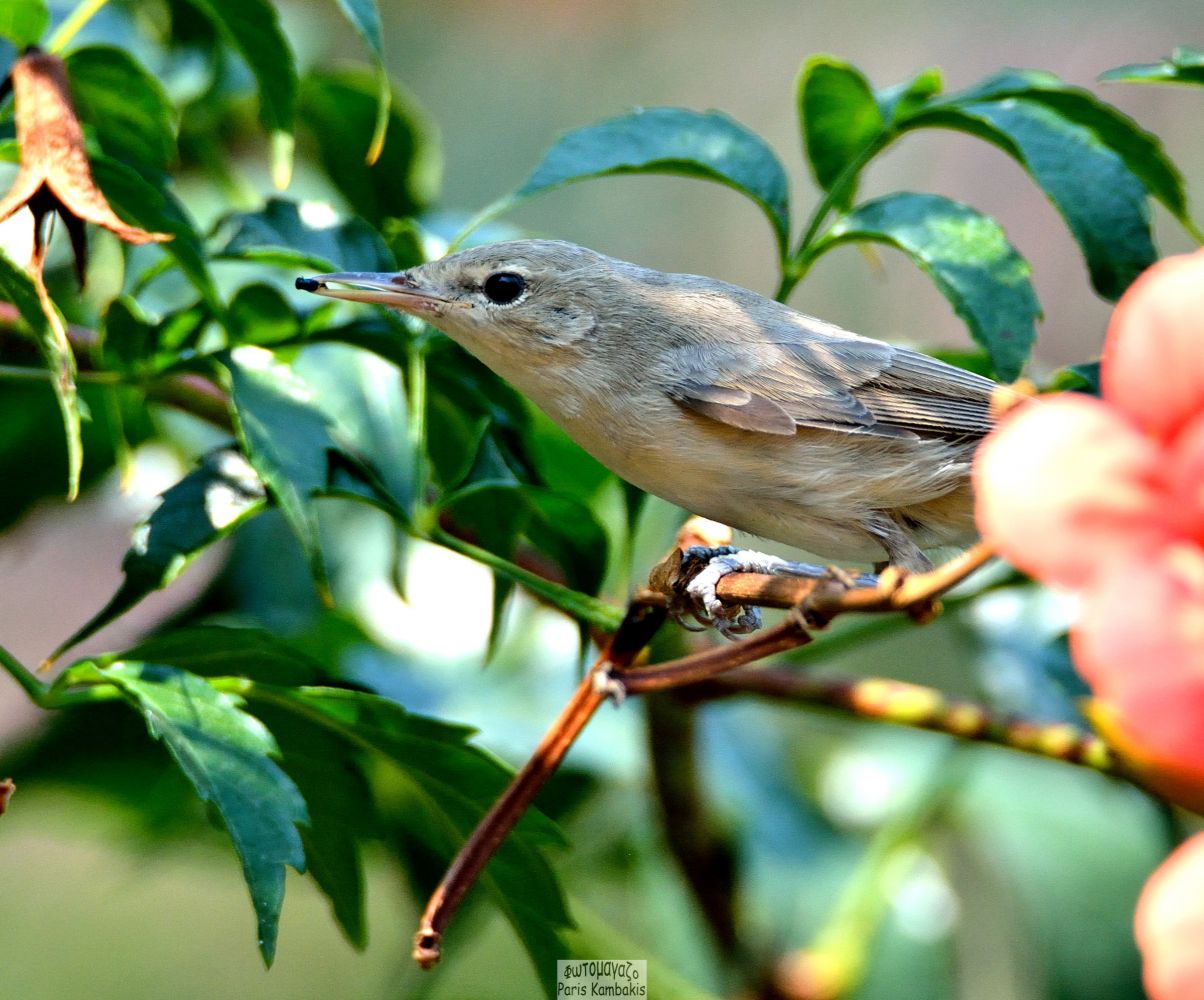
[1136, 833, 1204, 1000]
[1074, 546, 1204, 783]
[1168, 412, 1204, 547]
[1104, 250, 1204, 443]
[974, 394, 1168, 587]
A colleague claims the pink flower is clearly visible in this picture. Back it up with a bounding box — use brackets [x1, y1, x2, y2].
[1136, 833, 1204, 1000]
[973, 249, 1204, 1000]
[974, 249, 1204, 783]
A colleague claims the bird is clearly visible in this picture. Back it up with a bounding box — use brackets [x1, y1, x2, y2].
[298, 239, 996, 626]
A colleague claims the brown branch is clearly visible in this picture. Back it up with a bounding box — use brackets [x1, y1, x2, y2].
[412, 600, 667, 969]
[686, 668, 1120, 774]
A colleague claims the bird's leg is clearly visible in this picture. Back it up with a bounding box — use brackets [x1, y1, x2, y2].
[863, 512, 935, 574]
[676, 546, 878, 638]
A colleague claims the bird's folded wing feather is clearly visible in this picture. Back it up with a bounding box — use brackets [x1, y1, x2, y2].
[662, 331, 997, 441]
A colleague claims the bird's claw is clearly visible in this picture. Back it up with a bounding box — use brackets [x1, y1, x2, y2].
[667, 546, 879, 638]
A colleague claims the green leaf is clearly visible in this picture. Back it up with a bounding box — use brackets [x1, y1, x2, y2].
[1048, 360, 1102, 395]
[215, 197, 394, 272]
[300, 67, 439, 226]
[0, 0, 47, 47]
[328, 0, 390, 164]
[101, 297, 213, 374]
[91, 154, 219, 308]
[507, 107, 790, 256]
[100, 661, 307, 964]
[928, 69, 1189, 225]
[797, 56, 885, 208]
[255, 687, 569, 995]
[227, 283, 300, 345]
[899, 77, 1159, 299]
[50, 448, 267, 660]
[251, 694, 375, 949]
[0, 248, 81, 500]
[185, 0, 298, 186]
[331, 0, 382, 54]
[875, 65, 943, 123]
[65, 46, 177, 172]
[116, 625, 326, 685]
[1101, 47, 1204, 87]
[814, 193, 1040, 380]
[221, 346, 378, 602]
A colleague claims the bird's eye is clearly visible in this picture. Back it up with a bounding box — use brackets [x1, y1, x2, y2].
[482, 272, 526, 305]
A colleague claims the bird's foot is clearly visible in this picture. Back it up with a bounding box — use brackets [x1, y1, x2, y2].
[672, 546, 878, 638]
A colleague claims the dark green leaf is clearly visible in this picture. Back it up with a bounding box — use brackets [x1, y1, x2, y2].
[65, 46, 177, 172]
[0, 0, 47, 47]
[797, 56, 884, 208]
[221, 346, 382, 600]
[185, 0, 298, 185]
[102, 297, 213, 373]
[101, 296, 155, 372]
[215, 197, 394, 272]
[306, 315, 408, 368]
[116, 625, 326, 685]
[512, 107, 790, 255]
[0, 248, 81, 499]
[443, 481, 608, 596]
[51, 448, 267, 659]
[927, 69, 1188, 224]
[92, 154, 219, 308]
[1101, 47, 1204, 87]
[258, 687, 569, 995]
[300, 68, 439, 225]
[100, 661, 308, 964]
[248, 694, 377, 949]
[328, 0, 390, 164]
[227, 283, 300, 345]
[901, 78, 1159, 299]
[0, 381, 150, 531]
[814, 192, 1040, 379]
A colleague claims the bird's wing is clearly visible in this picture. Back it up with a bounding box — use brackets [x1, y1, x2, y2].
[661, 332, 997, 441]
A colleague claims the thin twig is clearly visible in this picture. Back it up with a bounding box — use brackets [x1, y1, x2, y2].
[412, 600, 667, 969]
[686, 669, 1119, 774]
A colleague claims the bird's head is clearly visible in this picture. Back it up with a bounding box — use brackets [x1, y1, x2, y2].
[297, 240, 617, 365]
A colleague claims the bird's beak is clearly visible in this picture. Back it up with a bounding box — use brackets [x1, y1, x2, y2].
[295, 271, 462, 313]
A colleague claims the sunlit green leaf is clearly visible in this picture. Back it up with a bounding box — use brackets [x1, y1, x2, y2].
[66, 46, 177, 172]
[50, 448, 267, 660]
[508, 107, 790, 255]
[0, 0, 47, 47]
[1101, 47, 1204, 87]
[814, 193, 1040, 379]
[797, 56, 884, 207]
[100, 661, 307, 964]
